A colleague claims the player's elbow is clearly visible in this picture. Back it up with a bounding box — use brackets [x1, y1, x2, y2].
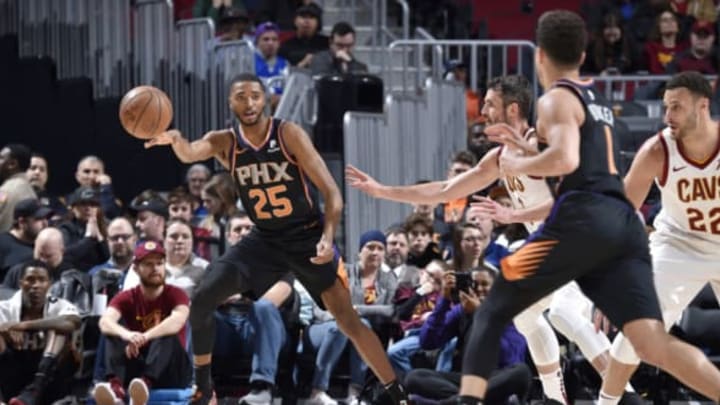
[557, 153, 579, 174]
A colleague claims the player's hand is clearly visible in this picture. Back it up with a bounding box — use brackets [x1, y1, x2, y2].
[144, 130, 180, 149]
[459, 289, 480, 314]
[311, 236, 334, 264]
[470, 196, 515, 224]
[345, 165, 384, 197]
[592, 308, 615, 335]
[484, 123, 536, 155]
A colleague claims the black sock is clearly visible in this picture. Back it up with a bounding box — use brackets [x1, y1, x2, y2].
[383, 380, 409, 404]
[32, 355, 57, 388]
[194, 364, 212, 394]
[457, 395, 483, 405]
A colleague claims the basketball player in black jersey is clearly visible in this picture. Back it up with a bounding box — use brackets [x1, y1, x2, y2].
[444, 10, 720, 405]
[145, 73, 409, 405]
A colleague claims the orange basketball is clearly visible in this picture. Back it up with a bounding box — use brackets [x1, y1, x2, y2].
[119, 86, 173, 139]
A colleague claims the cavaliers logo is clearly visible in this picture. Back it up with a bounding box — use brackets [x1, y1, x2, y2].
[144, 241, 157, 250]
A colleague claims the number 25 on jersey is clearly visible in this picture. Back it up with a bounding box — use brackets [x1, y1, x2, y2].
[249, 185, 293, 219]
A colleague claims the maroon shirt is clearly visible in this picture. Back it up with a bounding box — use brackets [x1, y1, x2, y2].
[644, 41, 688, 73]
[109, 284, 190, 347]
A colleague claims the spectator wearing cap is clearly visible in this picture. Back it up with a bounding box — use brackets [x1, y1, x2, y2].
[3, 228, 76, 289]
[130, 190, 168, 243]
[279, 3, 329, 67]
[667, 19, 718, 73]
[93, 240, 191, 405]
[71, 156, 122, 219]
[255, 21, 290, 109]
[192, 0, 247, 27]
[0, 199, 51, 280]
[216, 5, 254, 42]
[0, 143, 36, 233]
[26, 153, 65, 222]
[57, 186, 110, 272]
[347, 230, 398, 346]
[310, 21, 368, 76]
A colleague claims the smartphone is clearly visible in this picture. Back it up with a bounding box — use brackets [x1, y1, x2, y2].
[452, 272, 474, 303]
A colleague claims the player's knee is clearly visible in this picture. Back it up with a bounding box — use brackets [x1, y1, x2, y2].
[609, 334, 642, 365]
[547, 305, 577, 338]
[513, 310, 544, 336]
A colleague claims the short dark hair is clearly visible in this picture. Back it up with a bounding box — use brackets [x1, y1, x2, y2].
[487, 75, 533, 119]
[6, 143, 32, 171]
[666, 71, 713, 100]
[229, 73, 267, 92]
[20, 259, 50, 279]
[536, 10, 587, 68]
[451, 150, 477, 167]
[167, 187, 195, 206]
[404, 213, 433, 235]
[385, 225, 407, 238]
[331, 21, 355, 38]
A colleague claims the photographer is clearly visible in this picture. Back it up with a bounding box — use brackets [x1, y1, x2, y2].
[406, 266, 531, 404]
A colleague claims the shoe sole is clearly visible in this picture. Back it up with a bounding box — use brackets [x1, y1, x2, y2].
[129, 379, 149, 405]
[94, 385, 118, 405]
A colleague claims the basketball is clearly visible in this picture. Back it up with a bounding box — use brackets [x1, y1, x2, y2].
[119, 86, 173, 139]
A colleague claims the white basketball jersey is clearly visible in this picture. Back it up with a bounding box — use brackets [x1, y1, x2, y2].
[500, 128, 554, 233]
[652, 127, 720, 259]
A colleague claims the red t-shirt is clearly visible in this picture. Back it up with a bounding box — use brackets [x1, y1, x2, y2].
[109, 285, 190, 347]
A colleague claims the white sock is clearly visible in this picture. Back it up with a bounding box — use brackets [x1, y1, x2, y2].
[539, 369, 567, 404]
[597, 391, 621, 405]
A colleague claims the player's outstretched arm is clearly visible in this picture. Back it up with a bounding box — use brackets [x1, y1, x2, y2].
[470, 196, 553, 224]
[281, 122, 342, 264]
[498, 89, 582, 177]
[144, 129, 232, 164]
[624, 135, 665, 210]
[345, 147, 502, 205]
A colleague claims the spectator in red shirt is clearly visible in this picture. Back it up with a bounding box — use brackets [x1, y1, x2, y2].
[667, 19, 718, 74]
[92, 241, 191, 405]
[643, 10, 688, 73]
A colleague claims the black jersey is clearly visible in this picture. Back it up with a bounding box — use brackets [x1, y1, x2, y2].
[551, 79, 626, 199]
[229, 118, 322, 232]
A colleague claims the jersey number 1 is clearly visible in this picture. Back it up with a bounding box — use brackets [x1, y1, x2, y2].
[249, 185, 293, 219]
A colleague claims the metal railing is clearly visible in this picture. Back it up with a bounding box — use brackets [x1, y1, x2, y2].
[133, 0, 174, 91]
[175, 18, 214, 140]
[385, 39, 537, 95]
[87, 0, 132, 98]
[210, 39, 255, 129]
[0, 0, 19, 36]
[17, 0, 90, 80]
[343, 79, 466, 254]
[588, 73, 716, 104]
[274, 69, 316, 133]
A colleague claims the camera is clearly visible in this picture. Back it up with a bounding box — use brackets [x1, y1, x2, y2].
[451, 272, 474, 303]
